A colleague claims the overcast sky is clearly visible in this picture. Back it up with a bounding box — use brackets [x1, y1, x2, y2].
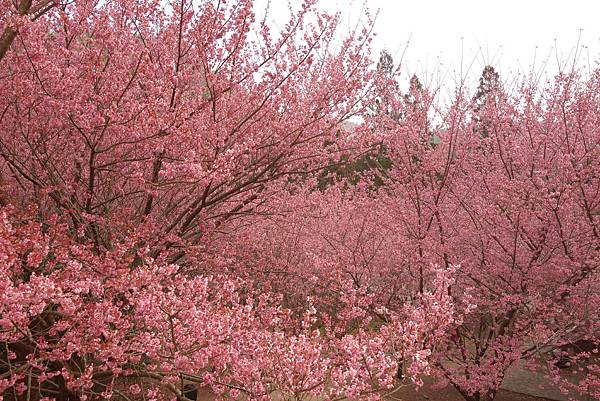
[258, 0, 600, 87]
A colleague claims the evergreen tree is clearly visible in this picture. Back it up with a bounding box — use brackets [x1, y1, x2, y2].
[377, 49, 395, 78]
[472, 65, 502, 138]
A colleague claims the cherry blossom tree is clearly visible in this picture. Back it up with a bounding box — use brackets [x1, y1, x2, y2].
[353, 67, 600, 400]
[2, 203, 440, 401]
[240, 63, 600, 401]
[2, 0, 599, 400]
[0, 0, 435, 399]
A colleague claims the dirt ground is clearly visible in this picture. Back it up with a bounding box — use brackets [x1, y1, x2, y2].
[388, 356, 597, 401]
[190, 382, 556, 401]
[188, 360, 594, 401]
[387, 381, 555, 401]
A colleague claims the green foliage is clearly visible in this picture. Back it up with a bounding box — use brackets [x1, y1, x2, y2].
[472, 65, 502, 138]
[317, 145, 392, 191]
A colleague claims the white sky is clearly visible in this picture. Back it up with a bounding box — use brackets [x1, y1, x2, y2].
[258, 0, 600, 88]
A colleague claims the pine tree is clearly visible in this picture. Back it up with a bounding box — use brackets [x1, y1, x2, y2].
[377, 49, 395, 79]
[472, 65, 502, 138]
